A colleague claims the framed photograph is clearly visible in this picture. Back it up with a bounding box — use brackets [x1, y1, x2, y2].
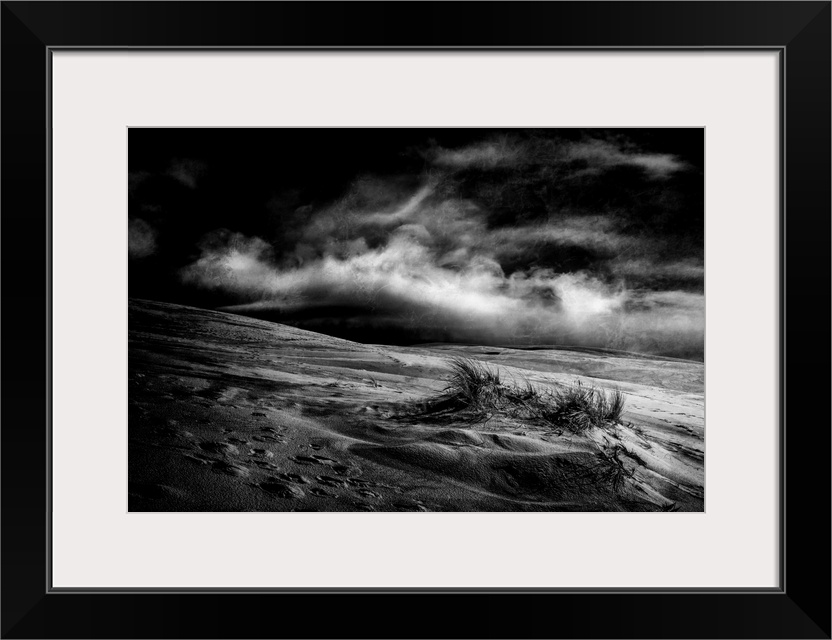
[2, 2, 829, 638]
[127, 124, 706, 516]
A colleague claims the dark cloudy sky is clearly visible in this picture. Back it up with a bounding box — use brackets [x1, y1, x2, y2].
[129, 128, 704, 359]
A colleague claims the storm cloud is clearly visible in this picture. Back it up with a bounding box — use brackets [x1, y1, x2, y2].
[128, 218, 158, 258]
[130, 129, 704, 359]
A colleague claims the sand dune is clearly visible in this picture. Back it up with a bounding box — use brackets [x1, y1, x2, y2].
[129, 299, 704, 512]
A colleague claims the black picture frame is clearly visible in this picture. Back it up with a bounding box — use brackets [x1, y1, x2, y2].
[2, 2, 829, 638]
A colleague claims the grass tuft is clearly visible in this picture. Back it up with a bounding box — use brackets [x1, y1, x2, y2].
[590, 445, 637, 492]
[541, 380, 625, 433]
[435, 358, 625, 434]
[443, 358, 504, 413]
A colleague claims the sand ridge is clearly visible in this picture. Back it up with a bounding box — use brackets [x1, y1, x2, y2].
[129, 299, 704, 512]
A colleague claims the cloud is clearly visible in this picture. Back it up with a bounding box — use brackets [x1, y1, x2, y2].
[171, 132, 702, 358]
[490, 216, 634, 256]
[179, 230, 274, 298]
[128, 218, 158, 258]
[180, 225, 703, 358]
[166, 159, 207, 189]
[564, 139, 687, 179]
[424, 135, 688, 180]
[424, 138, 522, 169]
[612, 257, 704, 283]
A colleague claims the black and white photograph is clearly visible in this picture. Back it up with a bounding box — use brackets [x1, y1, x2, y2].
[128, 128, 704, 512]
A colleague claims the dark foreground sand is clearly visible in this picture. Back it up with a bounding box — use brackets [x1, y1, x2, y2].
[129, 299, 704, 512]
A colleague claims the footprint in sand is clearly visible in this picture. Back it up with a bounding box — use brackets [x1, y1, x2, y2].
[274, 472, 311, 485]
[315, 475, 351, 488]
[309, 443, 324, 451]
[290, 455, 337, 466]
[225, 437, 249, 445]
[183, 453, 213, 466]
[356, 489, 382, 499]
[199, 441, 240, 456]
[259, 481, 305, 499]
[248, 448, 275, 458]
[345, 478, 375, 488]
[212, 461, 250, 477]
[332, 464, 362, 477]
[309, 487, 334, 497]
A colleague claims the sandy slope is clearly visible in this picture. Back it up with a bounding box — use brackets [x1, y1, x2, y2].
[129, 299, 704, 512]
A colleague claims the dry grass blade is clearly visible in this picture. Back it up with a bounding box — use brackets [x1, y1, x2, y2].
[434, 358, 625, 434]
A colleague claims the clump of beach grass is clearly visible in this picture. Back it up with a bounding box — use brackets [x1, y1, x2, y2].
[443, 358, 506, 413]
[538, 380, 624, 433]
[433, 357, 624, 434]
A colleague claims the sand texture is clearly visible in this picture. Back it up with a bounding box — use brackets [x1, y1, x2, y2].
[129, 299, 704, 512]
